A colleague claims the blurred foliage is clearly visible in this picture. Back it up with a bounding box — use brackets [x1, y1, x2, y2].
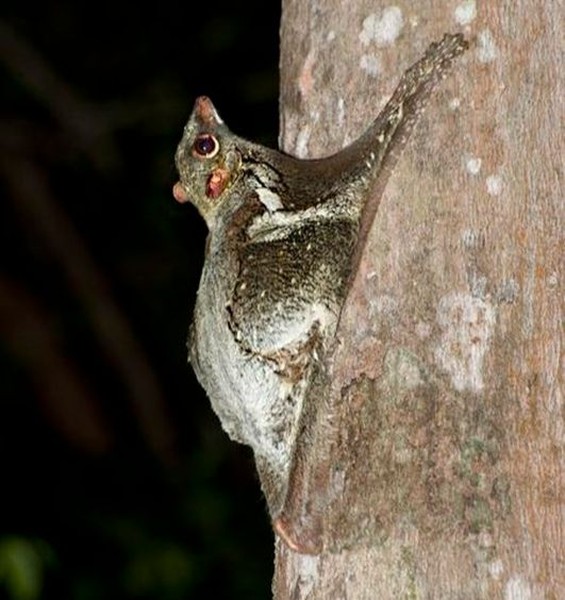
[0, 537, 54, 600]
[0, 0, 279, 597]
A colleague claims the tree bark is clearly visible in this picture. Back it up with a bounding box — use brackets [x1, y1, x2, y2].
[275, 1, 563, 598]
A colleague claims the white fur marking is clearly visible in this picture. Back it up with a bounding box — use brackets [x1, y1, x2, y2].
[257, 187, 283, 212]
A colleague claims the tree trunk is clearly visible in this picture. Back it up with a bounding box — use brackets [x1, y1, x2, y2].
[274, 1, 563, 598]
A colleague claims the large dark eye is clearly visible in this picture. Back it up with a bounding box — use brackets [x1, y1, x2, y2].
[193, 134, 219, 158]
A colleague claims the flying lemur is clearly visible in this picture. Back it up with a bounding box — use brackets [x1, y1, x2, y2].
[173, 33, 468, 552]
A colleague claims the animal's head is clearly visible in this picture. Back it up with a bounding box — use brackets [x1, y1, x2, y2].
[173, 97, 243, 227]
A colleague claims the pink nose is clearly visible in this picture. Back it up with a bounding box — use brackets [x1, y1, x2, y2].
[172, 182, 188, 203]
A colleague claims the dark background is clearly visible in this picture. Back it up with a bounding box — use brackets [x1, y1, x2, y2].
[1, 2, 280, 598]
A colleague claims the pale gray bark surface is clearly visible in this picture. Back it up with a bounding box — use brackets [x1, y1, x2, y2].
[275, 1, 563, 598]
